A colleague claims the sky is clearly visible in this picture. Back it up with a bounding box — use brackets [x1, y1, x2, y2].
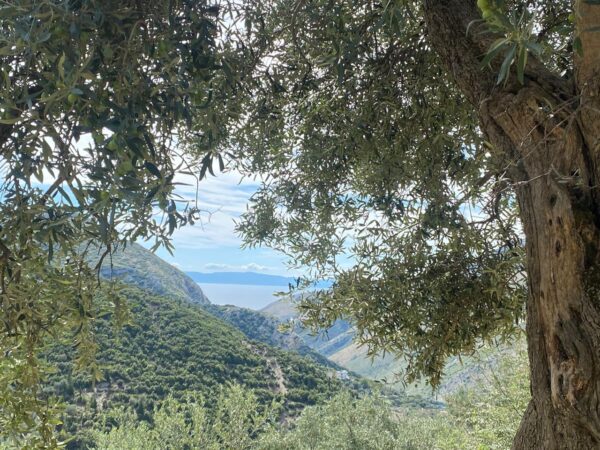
[34, 133, 292, 277]
[145, 169, 296, 277]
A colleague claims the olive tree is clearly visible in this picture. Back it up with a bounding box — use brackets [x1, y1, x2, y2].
[4, 0, 600, 447]
[231, 0, 600, 447]
[0, 0, 253, 444]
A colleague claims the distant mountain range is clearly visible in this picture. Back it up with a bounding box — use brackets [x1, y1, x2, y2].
[186, 271, 333, 289]
[186, 271, 297, 286]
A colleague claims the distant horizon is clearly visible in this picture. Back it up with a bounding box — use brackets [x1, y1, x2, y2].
[186, 270, 333, 289]
[189, 270, 331, 310]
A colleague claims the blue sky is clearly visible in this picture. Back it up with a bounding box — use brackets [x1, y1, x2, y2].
[145, 169, 296, 276]
[37, 132, 292, 276]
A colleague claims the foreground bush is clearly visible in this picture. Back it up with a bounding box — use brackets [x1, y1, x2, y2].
[91, 384, 277, 450]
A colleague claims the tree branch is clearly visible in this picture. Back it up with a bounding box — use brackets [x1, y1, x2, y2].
[422, 0, 496, 106]
[574, 1, 600, 213]
[0, 124, 13, 151]
[422, 0, 571, 107]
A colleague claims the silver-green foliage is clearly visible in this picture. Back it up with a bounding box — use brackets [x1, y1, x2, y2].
[0, 0, 252, 442]
[258, 345, 529, 450]
[443, 341, 530, 450]
[229, 0, 567, 389]
[92, 384, 278, 450]
[257, 392, 441, 450]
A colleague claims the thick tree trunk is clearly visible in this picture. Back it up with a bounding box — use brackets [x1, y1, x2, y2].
[481, 94, 600, 449]
[423, 0, 600, 448]
[511, 161, 600, 449]
[514, 177, 600, 449]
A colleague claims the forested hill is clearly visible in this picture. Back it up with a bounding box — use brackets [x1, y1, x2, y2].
[262, 298, 355, 357]
[97, 243, 337, 365]
[203, 303, 339, 369]
[90, 243, 209, 305]
[45, 284, 345, 448]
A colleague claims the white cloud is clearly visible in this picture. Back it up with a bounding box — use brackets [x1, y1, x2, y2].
[203, 263, 233, 271]
[168, 169, 259, 249]
[242, 262, 270, 272]
[202, 262, 274, 273]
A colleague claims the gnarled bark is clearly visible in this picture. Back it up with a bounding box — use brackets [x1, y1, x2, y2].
[424, 0, 600, 447]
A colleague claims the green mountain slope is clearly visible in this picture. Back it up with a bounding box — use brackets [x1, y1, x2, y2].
[261, 298, 522, 401]
[91, 243, 209, 305]
[45, 284, 344, 448]
[262, 298, 355, 357]
[203, 304, 338, 368]
[100, 244, 337, 366]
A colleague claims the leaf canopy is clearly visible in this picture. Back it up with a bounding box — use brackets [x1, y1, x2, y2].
[0, 0, 254, 441]
[230, 0, 572, 384]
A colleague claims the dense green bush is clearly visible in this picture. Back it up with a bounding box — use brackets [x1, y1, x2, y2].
[92, 384, 277, 450]
[261, 342, 529, 450]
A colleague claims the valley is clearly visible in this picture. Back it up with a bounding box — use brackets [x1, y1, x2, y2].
[261, 298, 524, 402]
[40, 244, 360, 448]
[23, 243, 527, 449]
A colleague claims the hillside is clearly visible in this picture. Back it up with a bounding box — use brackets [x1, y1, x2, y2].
[89, 243, 209, 305]
[45, 284, 345, 448]
[260, 297, 297, 321]
[261, 298, 522, 400]
[262, 299, 355, 358]
[98, 244, 335, 366]
[203, 304, 338, 368]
